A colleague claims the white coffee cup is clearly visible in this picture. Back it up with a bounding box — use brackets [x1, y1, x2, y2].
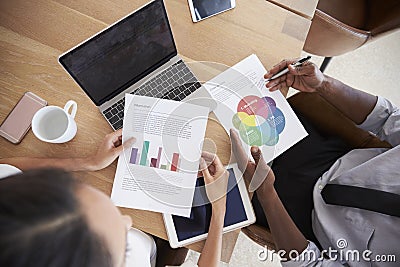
[32, 100, 78, 143]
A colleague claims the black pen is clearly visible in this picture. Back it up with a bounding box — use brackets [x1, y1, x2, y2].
[265, 56, 311, 82]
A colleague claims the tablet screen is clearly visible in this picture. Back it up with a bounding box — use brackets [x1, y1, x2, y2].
[172, 168, 247, 241]
[190, 0, 233, 21]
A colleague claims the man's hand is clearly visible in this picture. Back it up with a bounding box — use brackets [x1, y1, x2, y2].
[231, 130, 308, 257]
[264, 59, 325, 93]
[200, 151, 229, 213]
[230, 129, 275, 195]
[87, 129, 135, 171]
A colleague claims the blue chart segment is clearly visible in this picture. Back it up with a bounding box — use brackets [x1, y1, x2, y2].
[232, 95, 286, 146]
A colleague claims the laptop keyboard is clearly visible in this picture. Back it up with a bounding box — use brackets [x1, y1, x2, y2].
[102, 60, 201, 130]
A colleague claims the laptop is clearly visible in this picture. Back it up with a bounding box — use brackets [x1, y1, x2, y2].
[59, 0, 216, 130]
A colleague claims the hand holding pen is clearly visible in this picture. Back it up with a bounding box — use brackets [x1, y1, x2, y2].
[264, 56, 326, 93]
[266, 56, 311, 82]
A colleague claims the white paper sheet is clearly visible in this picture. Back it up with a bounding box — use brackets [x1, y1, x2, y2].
[111, 94, 209, 217]
[204, 54, 308, 163]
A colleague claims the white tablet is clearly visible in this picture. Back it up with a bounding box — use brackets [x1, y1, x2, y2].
[163, 164, 256, 248]
[187, 0, 236, 23]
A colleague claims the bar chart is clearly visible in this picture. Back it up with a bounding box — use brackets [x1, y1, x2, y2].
[129, 141, 180, 172]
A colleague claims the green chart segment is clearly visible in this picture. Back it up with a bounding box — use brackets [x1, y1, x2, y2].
[129, 141, 180, 172]
[140, 141, 149, 166]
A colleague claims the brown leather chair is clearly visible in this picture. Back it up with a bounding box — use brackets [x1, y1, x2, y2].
[304, 0, 400, 71]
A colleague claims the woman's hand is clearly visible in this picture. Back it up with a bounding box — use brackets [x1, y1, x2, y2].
[87, 129, 135, 171]
[200, 151, 229, 213]
[198, 152, 229, 267]
[0, 129, 135, 172]
[264, 59, 325, 93]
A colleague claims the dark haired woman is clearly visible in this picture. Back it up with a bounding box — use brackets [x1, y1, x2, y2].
[0, 130, 228, 267]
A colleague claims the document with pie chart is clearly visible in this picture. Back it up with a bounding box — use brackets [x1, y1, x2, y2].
[204, 54, 308, 162]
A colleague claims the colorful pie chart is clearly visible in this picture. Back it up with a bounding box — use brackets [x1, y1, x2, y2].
[232, 95, 286, 146]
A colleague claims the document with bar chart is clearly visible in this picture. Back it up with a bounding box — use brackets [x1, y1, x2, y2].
[111, 94, 210, 217]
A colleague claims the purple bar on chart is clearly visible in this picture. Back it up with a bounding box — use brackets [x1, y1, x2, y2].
[130, 148, 138, 164]
[171, 153, 179, 172]
[156, 147, 162, 168]
[150, 158, 157, 167]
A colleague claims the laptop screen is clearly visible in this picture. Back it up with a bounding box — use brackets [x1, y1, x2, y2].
[59, 0, 176, 106]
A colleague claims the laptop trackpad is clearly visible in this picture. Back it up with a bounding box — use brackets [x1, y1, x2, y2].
[183, 86, 217, 111]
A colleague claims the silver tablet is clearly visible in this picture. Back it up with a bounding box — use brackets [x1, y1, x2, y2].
[163, 163, 256, 248]
[187, 0, 236, 23]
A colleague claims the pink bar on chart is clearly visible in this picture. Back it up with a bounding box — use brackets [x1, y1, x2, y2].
[156, 147, 162, 168]
[150, 158, 157, 167]
[171, 153, 179, 172]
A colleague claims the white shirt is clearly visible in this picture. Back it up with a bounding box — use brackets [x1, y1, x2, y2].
[0, 164, 197, 267]
[283, 97, 400, 267]
[0, 164, 22, 178]
[125, 228, 157, 267]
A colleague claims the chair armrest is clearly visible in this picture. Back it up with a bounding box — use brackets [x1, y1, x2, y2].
[304, 10, 370, 57]
[241, 224, 276, 250]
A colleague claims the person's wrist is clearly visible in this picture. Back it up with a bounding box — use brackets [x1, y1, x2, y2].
[255, 177, 275, 196]
[211, 199, 226, 216]
[212, 206, 226, 222]
[257, 186, 278, 205]
[315, 75, 331, 94]
[83, 157, 99, 171]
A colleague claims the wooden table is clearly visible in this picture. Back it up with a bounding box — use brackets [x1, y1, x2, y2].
[0, 0, 314, 263]
[267, 0, 319, 19]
